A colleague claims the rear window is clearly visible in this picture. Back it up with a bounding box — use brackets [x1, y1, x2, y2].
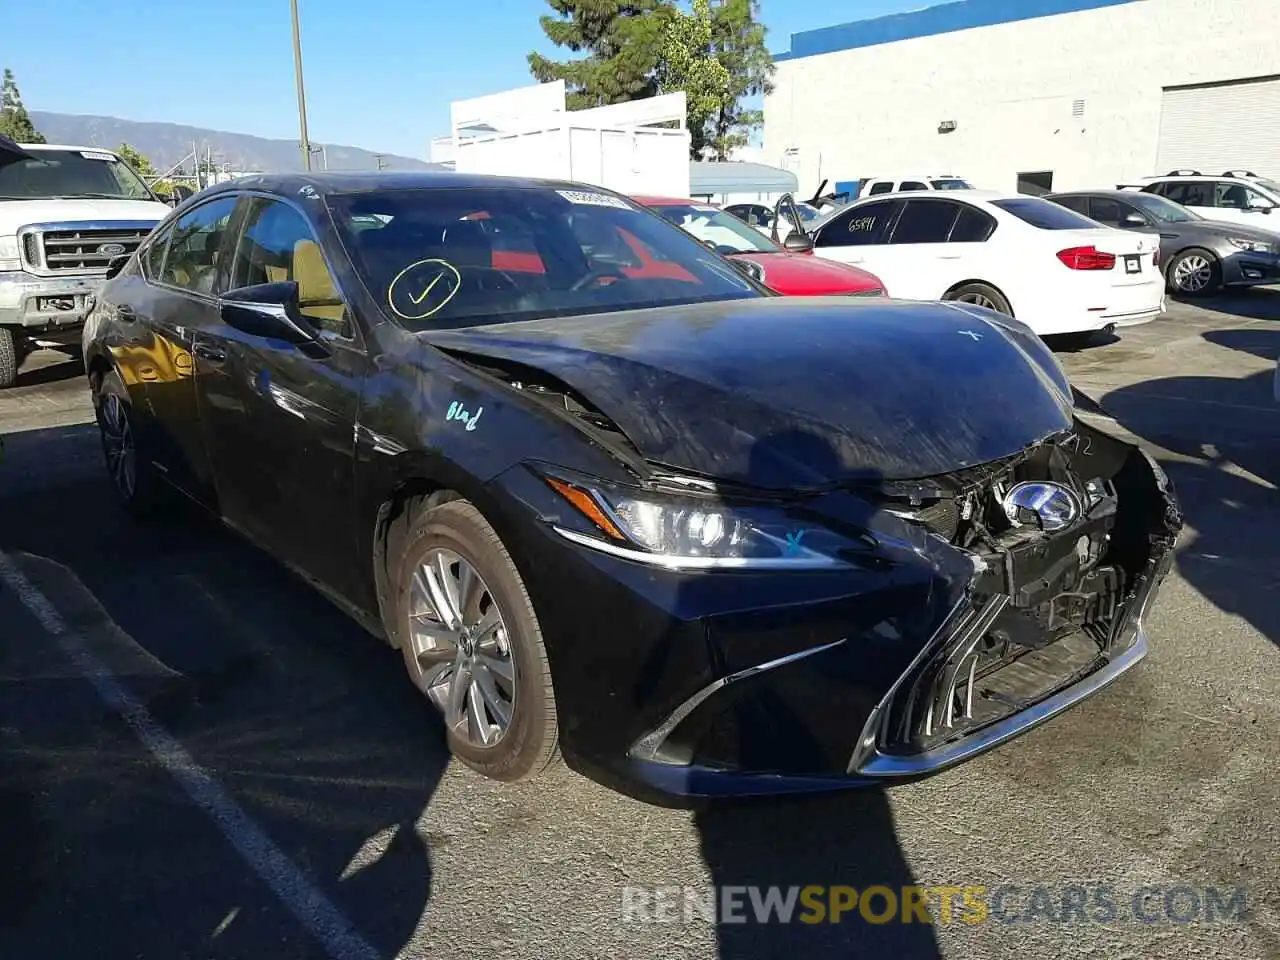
[930, 179, 972, 190]
[990, 197, 1099, 230]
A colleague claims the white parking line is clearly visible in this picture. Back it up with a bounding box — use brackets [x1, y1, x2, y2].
[0, 551, 383, 960]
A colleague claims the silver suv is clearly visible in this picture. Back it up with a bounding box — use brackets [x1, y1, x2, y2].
[1123, 170, 1280, 233]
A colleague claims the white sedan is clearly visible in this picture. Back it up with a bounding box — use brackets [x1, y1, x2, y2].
[796, 190, 1166, 336]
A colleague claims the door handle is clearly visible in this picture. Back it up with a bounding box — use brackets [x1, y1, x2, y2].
[193, 343, 227, 363]
[117, 305, 137, 320]
[937, 254, 963, 260]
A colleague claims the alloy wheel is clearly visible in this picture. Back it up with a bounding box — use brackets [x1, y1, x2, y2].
[99, 394, 137, 500]
[957, 292, 998, 311]
[1173, 254, 1212, 293]
[406, 548, 517, 748]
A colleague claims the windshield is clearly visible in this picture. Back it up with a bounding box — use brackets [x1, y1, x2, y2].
[0, 149, 155, 200]
[649, 202, 779, 255]
[1251, 177, 1280, 194]
[930, 179, 972, 190]
[793, 202, 820, 222]
[1126, 192, 1201, 223]
[331, 186, 761, 330]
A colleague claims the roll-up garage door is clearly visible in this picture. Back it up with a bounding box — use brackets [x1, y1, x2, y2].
[1155, 76, 1280, 176]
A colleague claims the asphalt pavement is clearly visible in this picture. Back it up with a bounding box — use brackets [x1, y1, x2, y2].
[1, 293, 1277, 960]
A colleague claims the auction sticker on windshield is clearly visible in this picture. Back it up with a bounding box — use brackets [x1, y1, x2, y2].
[557, 189, 631, 210]
[387, 258, 462, 321]
[80, 151, 119, 162]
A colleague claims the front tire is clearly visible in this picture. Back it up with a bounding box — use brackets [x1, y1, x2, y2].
[92, 370, 169, 515]
[945, 282, 1013, 316]
[0, 328, 21, 388]
[1166, 248, 1221, 297]
[390, 498, 560, 782]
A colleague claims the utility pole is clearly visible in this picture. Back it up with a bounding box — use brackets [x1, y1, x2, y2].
[374, 154, 387, 171]
[290, 0, 312, 171]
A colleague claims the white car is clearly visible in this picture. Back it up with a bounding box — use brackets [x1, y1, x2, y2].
[858, 175, 973, 198]
[799, 190, 1165, 337]
[1122, 171, 1280, 233]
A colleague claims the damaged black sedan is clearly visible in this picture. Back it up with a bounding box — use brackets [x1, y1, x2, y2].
[82, 172, 1182, 801]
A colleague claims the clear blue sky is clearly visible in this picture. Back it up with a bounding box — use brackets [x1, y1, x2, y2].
[7, 0, 919, 159]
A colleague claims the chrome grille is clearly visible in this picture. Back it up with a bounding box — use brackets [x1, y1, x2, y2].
[19, 220, 159, 276]
[40, 228, 149, 272]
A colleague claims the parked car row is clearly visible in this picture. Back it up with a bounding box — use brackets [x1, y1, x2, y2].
[708, 168, 1279, 334]
[78, 170, 1183, 803]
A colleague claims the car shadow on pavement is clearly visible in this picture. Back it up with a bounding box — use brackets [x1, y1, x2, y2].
[1179, 286, 1280, 322]
[1095, 346, 1279, 648]
[12, 348, 83, 388]
[697, 790, 940, 959]
[0, 424, 447, 958]
[692, 428, 942, 959]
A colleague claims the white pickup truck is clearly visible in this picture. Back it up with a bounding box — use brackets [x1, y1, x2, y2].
[0, 141, 172, 387]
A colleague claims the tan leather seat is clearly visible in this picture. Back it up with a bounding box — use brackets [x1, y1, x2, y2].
[292, 239, 347, 334]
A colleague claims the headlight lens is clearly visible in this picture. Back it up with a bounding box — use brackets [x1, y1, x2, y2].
[0, 235, 20, 271]
[543, 474, 856, 570]
[1226, 237, 1270, 253]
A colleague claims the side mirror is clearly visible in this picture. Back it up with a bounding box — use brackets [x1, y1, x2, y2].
[1121, 213, 1147, 228]
[1248, 196, 1273, 212]
[105, 254, 129, 280]
[783, 231, 814, 253]
[219, 281, 324, 350]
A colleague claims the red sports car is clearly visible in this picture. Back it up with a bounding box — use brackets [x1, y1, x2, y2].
[634, 195, 886, 297]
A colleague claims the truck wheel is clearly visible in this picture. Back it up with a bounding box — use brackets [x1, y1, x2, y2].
[388, 498, 560, 783]
[0, 329, 20, 388]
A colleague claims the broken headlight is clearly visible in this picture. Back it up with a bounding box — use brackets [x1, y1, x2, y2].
[541, 473, 857, 570]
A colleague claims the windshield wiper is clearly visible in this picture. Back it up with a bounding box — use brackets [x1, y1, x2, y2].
[52, 193, 133, 200]
[0, 195, 42, 200]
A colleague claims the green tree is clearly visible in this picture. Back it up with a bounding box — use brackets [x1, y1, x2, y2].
[114, 142, 157, 179]
[656, 0, 731, 158]
[528, 0, 674, 109]
[704, 0, 773, 159]
[0, 68, 45, 144]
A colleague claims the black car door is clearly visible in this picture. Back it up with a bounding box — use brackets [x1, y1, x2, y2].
[113, 195, 239, 507]
[193, 195, 368, 601]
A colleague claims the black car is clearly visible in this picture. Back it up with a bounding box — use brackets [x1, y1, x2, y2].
[1047, 190, 1280, 296]
[82, 172, 1182, 802]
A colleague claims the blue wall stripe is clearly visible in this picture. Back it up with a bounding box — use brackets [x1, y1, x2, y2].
[773, 0, 1142, 61]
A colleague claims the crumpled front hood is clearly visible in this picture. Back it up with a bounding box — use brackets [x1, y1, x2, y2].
[426, 297, 1075, 488]
[0, 198, 169, 237]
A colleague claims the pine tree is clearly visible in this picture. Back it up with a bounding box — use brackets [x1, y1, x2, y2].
[0, 69, 46, 144]
[528, 0, 674, 109]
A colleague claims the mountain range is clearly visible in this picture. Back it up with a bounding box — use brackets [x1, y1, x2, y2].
[28, 111, 434, 174]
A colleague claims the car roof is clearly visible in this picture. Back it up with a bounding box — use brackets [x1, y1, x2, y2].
[633, 195, 703, 206]
[1048, 189, 1136, 200]
[854, 188, 1006, 202]
[1140, 172, 1256, 182]
[19, 142, 119, 153]
[193, 170, 628, 199]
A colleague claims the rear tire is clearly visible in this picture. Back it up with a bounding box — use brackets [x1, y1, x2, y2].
[389, 498, 560, 783]
[0, 329, 20, 389]
[1166, 248, 1221, 297]
[92, 370, 171, 516]
[945, 282, 1013, 316]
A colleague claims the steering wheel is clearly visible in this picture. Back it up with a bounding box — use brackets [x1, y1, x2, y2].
[570, 267, 628, 291]
[469, 266, 519, 293]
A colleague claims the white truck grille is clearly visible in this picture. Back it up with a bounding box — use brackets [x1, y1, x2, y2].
[19, 221, 158, 276]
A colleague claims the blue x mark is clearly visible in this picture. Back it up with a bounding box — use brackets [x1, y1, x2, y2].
[784, 530, 806, 556]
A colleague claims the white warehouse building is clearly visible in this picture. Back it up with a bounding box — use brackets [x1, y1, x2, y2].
[763, 0, 1280, 197]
